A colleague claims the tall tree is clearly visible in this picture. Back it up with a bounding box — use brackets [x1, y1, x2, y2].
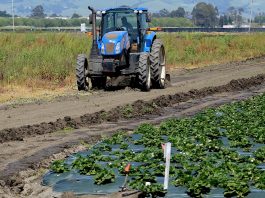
[191, 2, 218, 27]
[238, 8, 244, 15]
[170, 7, 186, 18]
[225, 7, 244, 27]
[0, 10, 12, 17]
[228, 7, 235, 14]
[159, 9, 170, 17]
[219, 14, 231, 27]
[254, 13, 265, 25]
[224, 15, 229, 25]
[71, 13, 81, 19]
[50, 13, 58, 17]
[219, 15, 224, 27]
[31, 5, 46, 18]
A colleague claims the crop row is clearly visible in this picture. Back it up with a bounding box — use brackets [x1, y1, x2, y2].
[49, 94, 265, 197]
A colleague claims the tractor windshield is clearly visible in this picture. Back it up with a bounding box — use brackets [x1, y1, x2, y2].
[102, 11, 138, 39]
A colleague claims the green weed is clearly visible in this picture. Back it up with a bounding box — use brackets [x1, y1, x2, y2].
[161, 32, 265, 68]
[122, 104, 133, 118]
[0, 32, 90, 87]
[1, 32, 265, 92]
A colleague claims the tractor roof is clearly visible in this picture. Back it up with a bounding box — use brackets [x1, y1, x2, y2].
[102, 7, 148, 12]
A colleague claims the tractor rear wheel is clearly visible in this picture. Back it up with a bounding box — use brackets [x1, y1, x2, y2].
[137, 53, 151, 92]
[76, 54, 89, 91]
[91, 76, 107, 90]
[150, 39, 166, 89]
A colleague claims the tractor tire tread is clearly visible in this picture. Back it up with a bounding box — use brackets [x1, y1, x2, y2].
[137, 53, 151, 92]
[150, 39, 166, 89]
[76, 54, 88, 91]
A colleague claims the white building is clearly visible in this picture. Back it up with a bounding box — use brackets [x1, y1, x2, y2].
[241, 24, 250, 28]
[45, 16, 70, 20]
[223, 25, 236, 28]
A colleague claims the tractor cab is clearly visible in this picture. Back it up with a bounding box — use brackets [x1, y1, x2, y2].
[99, 7, 151, 52]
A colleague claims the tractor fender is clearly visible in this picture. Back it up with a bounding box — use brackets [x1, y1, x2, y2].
[143, 31, 156, 53]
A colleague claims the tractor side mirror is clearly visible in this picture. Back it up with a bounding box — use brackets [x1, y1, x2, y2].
[89, 14, 93, 24]
[146, 12, 152, 23]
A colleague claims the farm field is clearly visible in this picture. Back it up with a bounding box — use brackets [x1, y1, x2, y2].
[0, 69, 265, 197]
[0, 32, 265, 198]
[1, 32, 265, 103]
[0, 74, 265, 198]
[46, 92, 265, 197]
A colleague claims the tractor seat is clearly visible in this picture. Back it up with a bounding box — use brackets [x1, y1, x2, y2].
[130, 43, 138, 52]
[129, 28, 138, 43]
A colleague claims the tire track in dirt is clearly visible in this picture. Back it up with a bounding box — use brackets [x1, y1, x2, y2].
[0, 56, 264, 130]
[0, 58, 265, 197]
[1, 81, 265, 198]
[0, 74, 265, 143]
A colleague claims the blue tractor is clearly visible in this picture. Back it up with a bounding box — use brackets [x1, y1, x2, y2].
[76, 6, 169, 91]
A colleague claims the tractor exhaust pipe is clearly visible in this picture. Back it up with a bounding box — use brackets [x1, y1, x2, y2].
[88, 6, 96, 42]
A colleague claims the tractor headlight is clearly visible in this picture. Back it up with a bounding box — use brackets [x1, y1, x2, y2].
[101, 43, 105, 54]
[115, 42, 121, 54]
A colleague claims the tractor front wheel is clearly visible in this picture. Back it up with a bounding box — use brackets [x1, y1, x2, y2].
[137, 53, 151, 92]
[76, 54, 89, 91]
[150, 39, 166, 89]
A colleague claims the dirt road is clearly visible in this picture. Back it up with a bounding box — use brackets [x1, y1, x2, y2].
[0, 57, 264, 130]
[0, 57, 265, 197]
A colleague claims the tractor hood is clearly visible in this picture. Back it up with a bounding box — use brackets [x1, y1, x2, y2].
[101, 31, 129, 55]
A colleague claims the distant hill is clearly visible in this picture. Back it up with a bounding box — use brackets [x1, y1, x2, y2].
[0, 0, 262, 17]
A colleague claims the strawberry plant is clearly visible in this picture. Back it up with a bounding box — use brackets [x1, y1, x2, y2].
[118, 150, 136, 161]
[254, 171, 265, 190]
[120, 143, 129, 150]
[97, 144, 112, 152]
[129, 173, 166, 197]
[118, 163, 139, 176]
[135, 123, 159, 135]
[229, 137, 252, 151]
[187, 177, 211, 198]
[94, 168, 115, 185]
[172, 169, 193, 186]
[103, 132, 127, 145]
[72, 156, 102, 175]
[135, 147, 164, 161]
[50, 160, 69, 173]
[254, 146, 265, 162]
[107, 160, 123, 169]
[134, 136, 163, 147]
[223, 179, 250, 198]
[46, 93, 265, 197]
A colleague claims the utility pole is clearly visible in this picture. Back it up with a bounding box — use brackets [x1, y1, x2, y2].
[12, 0, 15, 32]
[249, 0, 253, 33]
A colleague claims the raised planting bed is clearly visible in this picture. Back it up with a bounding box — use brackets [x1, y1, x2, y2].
[43, 94, 265, 197]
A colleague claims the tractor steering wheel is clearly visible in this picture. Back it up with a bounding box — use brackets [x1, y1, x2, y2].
[116, 27, 127, 31]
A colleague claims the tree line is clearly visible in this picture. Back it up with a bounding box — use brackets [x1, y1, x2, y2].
[254, 14, 265, 25]
[0, 3, 263, 28]
[156, 3, 246, 28]
[0, 17, 90, 28]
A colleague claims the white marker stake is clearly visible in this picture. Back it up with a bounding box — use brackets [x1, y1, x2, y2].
[164, 142, 171, 190]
